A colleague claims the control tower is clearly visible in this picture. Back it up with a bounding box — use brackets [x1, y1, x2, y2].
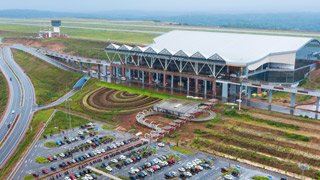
[51, 20, 61, 34]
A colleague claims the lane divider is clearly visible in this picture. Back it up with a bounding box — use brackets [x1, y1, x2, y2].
[1, 47, 24, 107]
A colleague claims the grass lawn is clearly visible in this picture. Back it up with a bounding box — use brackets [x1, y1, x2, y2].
[170, 146, 195, 154]
[42, 111, 92, 135]
[0, 70, 8, 118]
[11, 49, 82, 105]
[35, 156, 50, 163]
[24, 174, 34, 180]
[39, 38, 110, 60]
[0, 109, 54, 179]
[102, 125, 116, 130]
[44, 141, 59, 147]
[0, 24, 157, 44]
[0, 30, 37, 38]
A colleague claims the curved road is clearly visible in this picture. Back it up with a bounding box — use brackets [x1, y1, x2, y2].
[0, 41, 84, 169]
[0, 46, 36, 167]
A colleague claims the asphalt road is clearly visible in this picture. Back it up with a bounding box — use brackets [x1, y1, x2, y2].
[0, 46, 36, 167]
[0, 42, 82, 169]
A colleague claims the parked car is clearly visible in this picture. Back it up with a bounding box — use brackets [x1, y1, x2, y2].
[231, 170, 239, 177]
[224, 175, 233, 180]
[42, 169, 49, 174]
[178, 167, 185, 172]
[221, 167, 229, 172]
[106, 166, 113, 172]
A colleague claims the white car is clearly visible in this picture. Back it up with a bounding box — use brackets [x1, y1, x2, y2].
[153, 158, 161, 164]
[111, 159, 118, 163]
[119, 155, 126, 160]
[178, 167, 185, 172]
[86, 140, 92, 144]
[70, 137, 75, 142]
[128, 170, 136, 175]
[120, 141, 124, 146]
[193, 159, 201, 164]
[64, 177, 71, 180]
[11, 110, 15, 114]
[147, 168, 154, 173]
[85, 154, 90, 158]
[78, 131, 84, 135]
[101, 149, 105, 153]
[59, 153, 65, 158]
[84, 129, 89, 133]
[185, 172, 192, 177]
[196, 165, 203, 171]
[158, 143, 165, 147]
[96, 150, 101, 154]
[106, 166, 113, 172]
[85, 174, 93, 180]
[131, 167, 140, 173]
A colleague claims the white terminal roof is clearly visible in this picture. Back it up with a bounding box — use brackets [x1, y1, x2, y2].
[106, 30, 319, 66]
[150, 30, 316, 65]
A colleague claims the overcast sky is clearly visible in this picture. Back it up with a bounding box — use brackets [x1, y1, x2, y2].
[1, 0, 320, 13]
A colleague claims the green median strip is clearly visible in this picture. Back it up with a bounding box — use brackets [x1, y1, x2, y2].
[170, 146, 195, 154]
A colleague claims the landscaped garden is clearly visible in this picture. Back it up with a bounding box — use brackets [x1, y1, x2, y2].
[167, 104, 320, 180]
[80, 87, 161, 114]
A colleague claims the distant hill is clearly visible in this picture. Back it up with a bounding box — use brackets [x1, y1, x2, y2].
[1, 9, 320, 32]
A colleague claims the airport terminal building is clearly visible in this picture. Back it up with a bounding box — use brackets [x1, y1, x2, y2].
[106, 30, 320, 84]
[38, 30, 320, 106]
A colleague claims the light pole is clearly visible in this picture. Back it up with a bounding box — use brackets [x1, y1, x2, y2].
[237, 67, 243, 111]
[65, 99, 72, 130]
[299, 163, 309, 180]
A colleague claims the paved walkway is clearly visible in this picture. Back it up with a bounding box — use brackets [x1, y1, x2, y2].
[191, 110, 216, 122]
[87, 166, 122, 180]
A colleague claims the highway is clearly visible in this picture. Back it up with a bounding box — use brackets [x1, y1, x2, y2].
[0, 46, 36, 167]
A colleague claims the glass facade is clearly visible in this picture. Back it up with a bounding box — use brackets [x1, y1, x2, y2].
[248, 40, 320, 84]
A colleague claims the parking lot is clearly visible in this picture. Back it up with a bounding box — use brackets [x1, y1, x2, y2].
[13, 122, 283, 180]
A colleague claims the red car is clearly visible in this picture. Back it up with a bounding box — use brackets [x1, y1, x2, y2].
[221, 167, 229, 172]
[152, 166, 157, 171]
[89, 132, 96, 136]
[47, 157, 53, 161]
[132, 157, 137, 162]
[42, 169, 49, 174]
[91, 143, 96, 147]
[167, 158, 175, 164]
[69, 174, 76, 180]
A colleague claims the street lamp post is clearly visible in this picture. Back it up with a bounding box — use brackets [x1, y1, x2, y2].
[299, 163, 309, 180]
[65, 99, 72, 130]
[237, 67, 243, 111]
